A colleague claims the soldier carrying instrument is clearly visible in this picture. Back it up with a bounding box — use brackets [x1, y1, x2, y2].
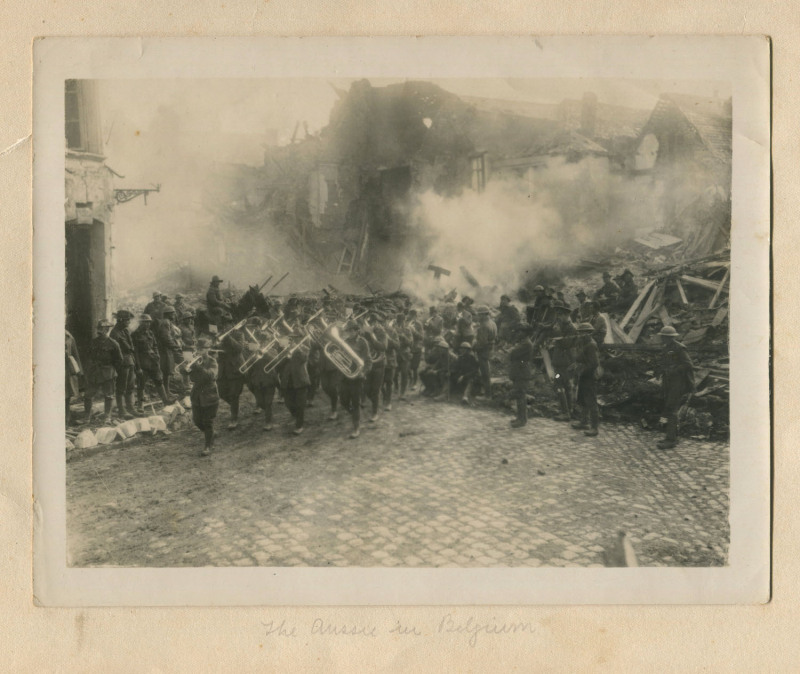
[339, 320, 371, 439]
[180, 337, 219, 457]
[216, 313, 246, 430]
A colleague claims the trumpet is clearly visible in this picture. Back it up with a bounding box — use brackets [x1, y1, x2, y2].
[215, 316, 249, 343]
[181, 349, 222, 371]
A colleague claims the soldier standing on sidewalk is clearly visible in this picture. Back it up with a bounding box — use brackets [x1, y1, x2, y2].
[83, 319, 123, 423]
[508, 323, 535, 428]
[549, 301, 577, 422]
[110, 309, 139, 418]
[570, 322, 600, 437]
[473, 305, 497, 398]
[132, 314, 176, 409]
[656, 325, 695, 450]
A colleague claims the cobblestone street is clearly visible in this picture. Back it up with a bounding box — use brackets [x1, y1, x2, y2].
[67, 392, 729, 568]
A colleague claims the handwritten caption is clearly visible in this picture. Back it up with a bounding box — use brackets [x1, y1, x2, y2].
[262, 614, 537, 648]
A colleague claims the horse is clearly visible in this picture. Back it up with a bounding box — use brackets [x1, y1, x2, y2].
[194, 285, 275, 336]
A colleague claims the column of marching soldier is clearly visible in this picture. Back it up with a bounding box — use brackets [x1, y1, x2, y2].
[66, 271, 695, 457]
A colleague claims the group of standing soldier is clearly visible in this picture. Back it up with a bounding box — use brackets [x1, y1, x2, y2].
[68, 269, 696, 454]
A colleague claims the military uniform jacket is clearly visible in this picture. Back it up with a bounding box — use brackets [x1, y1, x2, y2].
[424, 315, 443, 338]
[550, 320, 577, 372]
[86, 335, 122, 383]
[132, 326, 159, 371]
[508, 338, 535, 381]
[452, 351, 480, 379]
[660, 342, 695, 404]
[189, 355, 220, 407]
[65, 330, 82, 397]
[474, 319, 497, 356]
[384, 327, 399, 368]
[594, 280, 620, 301]
[395, 325, 413, 363]
[110, 324, 136, 367]
[590, 314, 607, 346]
[156, 320, 182, 357]
[180, 324, 196, 351]
[575, 339, 600, 380]
[284, 344, 311, 389]
[206, 286, 226, 311]
[408, 320, 424, 352]
[144, 299, 166, 321]
[364, 331, 387, 366]
[218, 332, 245, 380]
[425, 341, 451, 374]
[344, 335, 371, 380]
[497, 304, 521, 328]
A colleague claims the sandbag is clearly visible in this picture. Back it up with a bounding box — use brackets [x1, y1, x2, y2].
[134, 417, 152, 434]
[95, 427, 121, 445]
[73, 429, 97, 449]
[148, 415, 169, 434]
[116, 420, 139, 439]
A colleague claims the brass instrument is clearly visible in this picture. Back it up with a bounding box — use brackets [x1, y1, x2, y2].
[215, 316, 249, 343]
[306, 314, 365, 379]
[261, 309, 324, 375]
[238, 315, 293, 375]
[182, 349, 222, 371]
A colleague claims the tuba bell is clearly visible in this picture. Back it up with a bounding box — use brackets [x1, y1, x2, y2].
[323, 325, 364, 379]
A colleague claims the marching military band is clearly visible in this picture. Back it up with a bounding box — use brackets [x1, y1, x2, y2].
[68, 271, 695, 456]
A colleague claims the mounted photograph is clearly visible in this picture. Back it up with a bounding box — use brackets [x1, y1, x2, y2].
[33, 36, 770, 605]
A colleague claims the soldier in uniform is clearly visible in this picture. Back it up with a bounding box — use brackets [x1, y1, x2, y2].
[423, 305, 444, 348]
[496, 294, 521, 344]
[382, 319, 400, 411]
[394, 313, 412, 401]
[173, 294, 188, 322]
[312, 332, 342, 421]
[110, 309, 139, 418]
[157, 306, 183, 396]
[615, 269, 638, 313]
[455, 306, 476, 347]
[281, 332, 311, 435]
[571, 289, 587, 323]
[582, 300, 607, 347]
[65, 329, 83, 425]
[180, 337, 219, 457]
[244, 325, 282, 432]
[549, 301, 577, 422]
[656, 325, 695, 449]
[206, 275, 230, 324]
[217, 315, 246, 430]
[132, 314, 175, 408]
[508, 323, 535, 428]
[473, 305, 497, 398]
[83, 319, 123, 423]
[144, 291, 166, 321]
[339, 320, 371, 439]
[362, 319, 387, 422]
[525, 285, 546, 326]
[594, 271, 621, 309]
[450, 341, 480, 405]
[420, 336, 452, 399]
[178, 308, 197, 391]
[407, 309, 424, 391]
[570, 322, 600, 437]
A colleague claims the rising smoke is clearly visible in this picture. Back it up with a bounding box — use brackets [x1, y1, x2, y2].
[402, 155, 658, 302]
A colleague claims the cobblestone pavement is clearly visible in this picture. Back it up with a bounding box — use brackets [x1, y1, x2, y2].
[67, 390, 729, 568]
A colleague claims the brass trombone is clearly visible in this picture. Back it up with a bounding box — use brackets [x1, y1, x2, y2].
[238, 315, 293, 375]
[261, 309, 324, 375]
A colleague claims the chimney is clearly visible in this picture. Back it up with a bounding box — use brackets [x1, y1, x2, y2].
[580, 92, 598, 138]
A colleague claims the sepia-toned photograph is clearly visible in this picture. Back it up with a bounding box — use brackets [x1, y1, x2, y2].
[34, 37, 770, 605]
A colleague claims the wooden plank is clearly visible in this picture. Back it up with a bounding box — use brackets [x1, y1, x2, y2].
[711, 306, 728, 327]
[627, 283, 663, 343]
[675, 278, 689, 306]
[658, 305, 673, 327]
[680, 274, 728, 292]
[619, 280, 655, 330]
[607, 316, 633, 344]
[709, 267, 731, 309]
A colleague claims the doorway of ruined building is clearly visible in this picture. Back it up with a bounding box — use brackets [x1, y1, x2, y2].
[65, 220, 105, 357]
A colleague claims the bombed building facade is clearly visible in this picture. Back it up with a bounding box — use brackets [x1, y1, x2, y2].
[208, 81, 731, 297]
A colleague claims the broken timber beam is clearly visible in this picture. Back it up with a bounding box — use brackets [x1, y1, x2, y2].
[675, 278, 689, 306]
[709, 267, 731, 309]
[658, 305, 673, 327]
[681, 274, 729, 293]
[620, 280, 655, 330]
[627, 283, 663, 343]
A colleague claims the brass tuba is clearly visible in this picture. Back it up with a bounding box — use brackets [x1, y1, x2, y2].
[322, 324, 364, 379]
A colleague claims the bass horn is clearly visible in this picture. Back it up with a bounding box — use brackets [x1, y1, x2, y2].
[322, 324, 364, 379]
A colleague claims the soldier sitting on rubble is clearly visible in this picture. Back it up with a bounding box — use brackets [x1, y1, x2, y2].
[593, 271, 621, 310]
[615, 269, 638, 313]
